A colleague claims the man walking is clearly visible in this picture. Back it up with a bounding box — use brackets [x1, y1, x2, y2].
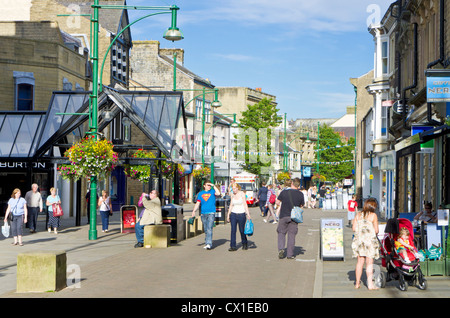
[191, 182, 221, 250]
[276, 178, 304, 259]
[257, 182, 268, 217]
[24, 183, 43, 233]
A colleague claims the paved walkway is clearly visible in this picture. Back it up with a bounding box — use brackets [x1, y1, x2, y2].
[1, 204, 450, 301]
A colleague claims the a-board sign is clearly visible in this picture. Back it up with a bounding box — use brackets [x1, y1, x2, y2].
[121, 205, 138, 233]
[320, 218, 344, 261]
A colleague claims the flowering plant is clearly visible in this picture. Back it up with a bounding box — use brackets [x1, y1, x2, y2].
[311, 173, 326, 182]
[277, 171, 291, 184]
[192, 166, 211, 181]
[58, 136, 118, 181]
[124, 149, 156, 182]
[445, 115, 450, 127]
[124, 149, 185, 182]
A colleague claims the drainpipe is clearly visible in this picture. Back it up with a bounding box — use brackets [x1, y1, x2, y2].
[401, 22, 417, 129]
[426, 0, 445, 126]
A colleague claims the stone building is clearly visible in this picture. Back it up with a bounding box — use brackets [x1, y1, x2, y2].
[130, 40, 233, 202]
[361, 0, 450, 217]
[0, 1, 190, 224]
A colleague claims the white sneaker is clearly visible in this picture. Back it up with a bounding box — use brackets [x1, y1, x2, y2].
[204, 244, 211, 250]
[263, 219, 267, 223]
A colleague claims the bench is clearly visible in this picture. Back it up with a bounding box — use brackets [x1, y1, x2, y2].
[17, 251, 66, 292]
[144, 224, 171, 248]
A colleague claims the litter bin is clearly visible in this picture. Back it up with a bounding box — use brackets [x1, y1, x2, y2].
[215, 198, 230, 225]
[162, 204, 184, 243]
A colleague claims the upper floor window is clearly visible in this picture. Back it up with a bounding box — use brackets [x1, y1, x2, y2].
[14, 71, 35, 111]
[382, 41, 388, 74]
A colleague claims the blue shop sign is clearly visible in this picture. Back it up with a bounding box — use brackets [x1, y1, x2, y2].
[427, 76, 450, 102]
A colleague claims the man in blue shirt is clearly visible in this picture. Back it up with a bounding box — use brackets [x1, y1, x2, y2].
[191, 182, 221, 250]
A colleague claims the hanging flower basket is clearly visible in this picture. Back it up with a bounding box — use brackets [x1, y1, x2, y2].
[124, 149, 156, 183]
[58, 136, 118, 181]
[192, 166, 211, 182]
[124, 149, 185, 182]
[277, 171, 291, 184]
[311, 173, 326, 182]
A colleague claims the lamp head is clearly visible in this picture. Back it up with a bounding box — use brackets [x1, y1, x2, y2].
[211, 100, 222, 108]
[163, 6, 184, 42]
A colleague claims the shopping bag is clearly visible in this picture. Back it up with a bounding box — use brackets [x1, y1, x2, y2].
[52, 203, 64, 217]
[1, 223, 10, 237]
[244, 219, 254, 236]
[291, 206, 303, 223]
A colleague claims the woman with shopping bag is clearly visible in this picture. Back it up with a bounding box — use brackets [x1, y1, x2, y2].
[46, 187, 62, 234]
[227, 183, 251, 251]
[4, 188, 27, 246]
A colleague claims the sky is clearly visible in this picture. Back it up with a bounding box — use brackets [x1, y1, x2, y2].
[127, 0, 394, 120]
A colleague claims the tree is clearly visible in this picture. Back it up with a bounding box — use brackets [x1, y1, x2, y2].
[316, 124, 354, 184]
[237, 98, 282, 176]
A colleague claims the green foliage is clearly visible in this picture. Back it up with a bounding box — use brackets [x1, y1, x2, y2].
[316, 124, 354, 184]
[237, 98, 282, 176]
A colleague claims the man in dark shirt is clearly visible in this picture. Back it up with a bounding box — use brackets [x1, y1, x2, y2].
[257, 182, 268, 216]
[276, 178, 304, 259]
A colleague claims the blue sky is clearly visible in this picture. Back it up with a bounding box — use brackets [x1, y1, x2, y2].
[127, 0, 394, 119]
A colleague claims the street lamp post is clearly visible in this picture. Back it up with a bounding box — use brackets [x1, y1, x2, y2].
[87, 2, 182, 240]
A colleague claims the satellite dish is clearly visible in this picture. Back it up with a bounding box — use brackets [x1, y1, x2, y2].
[392, 101, 409, 114]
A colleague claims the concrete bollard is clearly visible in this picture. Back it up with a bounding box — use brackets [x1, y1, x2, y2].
[16, 251, 67, 293]
[144, 224, 171, 248]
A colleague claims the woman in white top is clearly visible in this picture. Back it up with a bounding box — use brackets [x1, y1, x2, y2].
[227, 184, 251, 251]
[98, 190, 112, 232]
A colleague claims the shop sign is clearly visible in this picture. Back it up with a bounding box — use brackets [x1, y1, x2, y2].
[320, 218, 344, 261]
[427, 76, 450, 102]
[0, 162, 47, 169]
[120, 205, 137, 233]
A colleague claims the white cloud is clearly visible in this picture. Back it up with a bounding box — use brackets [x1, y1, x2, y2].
[175, 0, 395, 33]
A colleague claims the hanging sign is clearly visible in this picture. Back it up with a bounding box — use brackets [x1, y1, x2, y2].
[320, 218, 344, 261]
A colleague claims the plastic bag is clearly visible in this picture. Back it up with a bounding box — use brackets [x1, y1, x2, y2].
[244, 219, 254, 236]
[2, 223, 10, 238]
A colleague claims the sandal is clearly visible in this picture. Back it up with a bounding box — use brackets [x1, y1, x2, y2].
[11, 242, 17, 246]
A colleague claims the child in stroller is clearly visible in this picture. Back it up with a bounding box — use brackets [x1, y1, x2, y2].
[379, 218, 427, 291]
[395, 227, 420, 264]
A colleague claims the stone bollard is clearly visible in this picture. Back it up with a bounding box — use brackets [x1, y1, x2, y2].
[144, 224, 171, 248]
[16, 251, 66, 293]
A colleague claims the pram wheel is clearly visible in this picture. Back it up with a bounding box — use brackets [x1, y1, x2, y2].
[375, 271, 386, 288]
[398, 274, 408, 291]
[417, 271, 427, 290]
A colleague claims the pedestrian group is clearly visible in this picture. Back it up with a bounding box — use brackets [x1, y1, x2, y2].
[2, 184, 114, 246]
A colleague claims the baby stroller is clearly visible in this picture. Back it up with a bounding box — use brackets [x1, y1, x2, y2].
[378, 218, 427, 291]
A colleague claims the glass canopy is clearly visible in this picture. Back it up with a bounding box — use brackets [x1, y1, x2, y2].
[0, 88, 191, 164]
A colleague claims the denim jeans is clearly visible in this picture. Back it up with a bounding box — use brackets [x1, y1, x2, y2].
[230, 212, 247, 248]
[100, 210, 110, 231]
[201, 213, 215, 246]
[135, 220, 144, 243]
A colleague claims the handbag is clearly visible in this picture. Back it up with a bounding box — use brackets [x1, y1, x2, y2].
[52, 203, 64, 217]
[244, 219, 254, 236]
[288, 190, 303, 223]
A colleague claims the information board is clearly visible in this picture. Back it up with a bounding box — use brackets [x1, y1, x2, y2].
[120, 205, 138, 233]
[320, 218, 344, 261]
